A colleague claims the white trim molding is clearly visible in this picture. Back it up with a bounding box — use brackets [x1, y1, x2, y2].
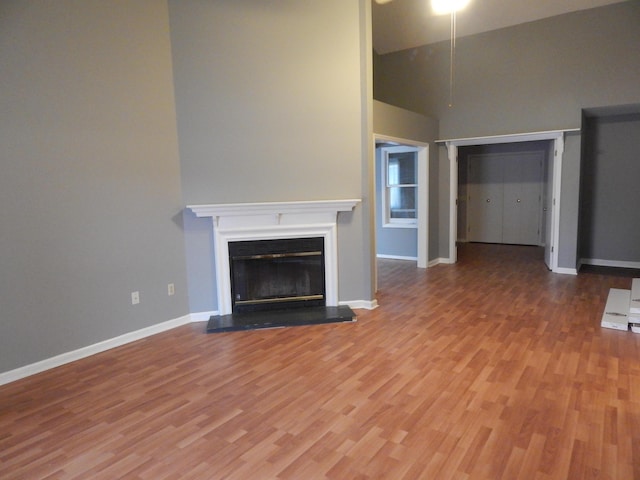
[436, 257, 456, 265]
[435, 128, 580, 146]
[188, 199, 361, 220]
[555, 267, 578, 275]
[581, 258, 640, 270]
[374, 135, 429, 270]
[341, 299, 379, 310]
[437, 129, 577, 273]
[189, 311, 218, 322]
[377, 254, 418, 261]
[0, 314, 194, 386]
[187, 200, 361, 316]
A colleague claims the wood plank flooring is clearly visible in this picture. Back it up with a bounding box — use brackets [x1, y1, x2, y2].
[2, 243, 640, 479]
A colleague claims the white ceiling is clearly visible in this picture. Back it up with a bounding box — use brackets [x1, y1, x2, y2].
[372, 0, 629, 54]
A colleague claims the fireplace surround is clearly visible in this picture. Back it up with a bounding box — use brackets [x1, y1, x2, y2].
[187, 200, 360, 317]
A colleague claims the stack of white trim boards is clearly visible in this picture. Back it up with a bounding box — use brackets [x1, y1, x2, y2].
[601, 279, 640, 331]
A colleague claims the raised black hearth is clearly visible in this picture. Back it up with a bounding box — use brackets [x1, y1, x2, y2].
[206, 305, 355, 333]
[206, 236, 355, 332]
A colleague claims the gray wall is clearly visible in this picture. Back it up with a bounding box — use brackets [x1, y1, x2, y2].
[0, 1, 189, 373]
[168, 1, 373, 312]
[376, 1, 640, 267]
[580, 113, 640, 263]
[375, 2, 640, 138]
[373, 100, 437, 142]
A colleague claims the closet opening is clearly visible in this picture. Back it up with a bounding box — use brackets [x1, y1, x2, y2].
[457, 141, 551, 249]
[439, 129, 575, 273]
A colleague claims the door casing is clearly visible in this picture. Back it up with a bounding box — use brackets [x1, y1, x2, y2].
[440, 129, 575, 272]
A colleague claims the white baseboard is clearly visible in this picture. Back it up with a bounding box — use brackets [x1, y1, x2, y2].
[0, 314, 199, 387]
[581, 258, 640, 269]
[0, 302, 381, 386]
[554, 267, 578, 275]
[437, 257, 455, 265]
[377, 255, 451, 268]
[340, 299, 378, 310]
[190, 310, 218, 322]
[376, 254, 418, 261]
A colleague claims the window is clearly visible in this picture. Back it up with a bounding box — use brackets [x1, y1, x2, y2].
[382, 147, 418, 227]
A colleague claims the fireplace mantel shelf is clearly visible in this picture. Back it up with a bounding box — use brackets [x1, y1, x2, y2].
[187, 199, 361, 219]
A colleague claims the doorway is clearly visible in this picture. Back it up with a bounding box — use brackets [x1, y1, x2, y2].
[442, 130, 572, 272]
[373, 135, 429, 289]
[579, 107, 640, 270]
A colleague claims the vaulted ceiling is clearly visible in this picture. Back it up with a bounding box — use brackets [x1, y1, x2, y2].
[372, 0, 629, 54]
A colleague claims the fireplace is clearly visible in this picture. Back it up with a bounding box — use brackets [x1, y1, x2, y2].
[187, 199, 361, 331]
[229, 237, 326, 313]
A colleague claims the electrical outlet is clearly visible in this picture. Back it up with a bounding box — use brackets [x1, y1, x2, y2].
[168, 283, 175, 296]
[131, 291, 140, 305]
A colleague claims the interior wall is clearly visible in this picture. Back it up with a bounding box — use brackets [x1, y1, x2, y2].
[580, 112, 640, 265]
[0, 0, 189, 373]
[168, 1, 372, 312]
[375, 2, 640, 139]
[376, 1, 640, 266]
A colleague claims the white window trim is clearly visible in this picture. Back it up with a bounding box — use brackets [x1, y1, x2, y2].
[381, 145, 419, 229]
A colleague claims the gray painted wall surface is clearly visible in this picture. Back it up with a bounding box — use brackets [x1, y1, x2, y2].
[376, 1, 640, 268]
[373, 100, 437, 142]
[0, 1, 189, 373]
[168, 1, 372, 311]
[182, 212, 216, 314]
[375, 2, 640, 139]
[580, 114, 640, 263]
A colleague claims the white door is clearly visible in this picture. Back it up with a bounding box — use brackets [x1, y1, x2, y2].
[543, 143, 555, 269]
[502, 153, 543, 245]
[468, 156, 504, 243]
[467, 152, 544, 245]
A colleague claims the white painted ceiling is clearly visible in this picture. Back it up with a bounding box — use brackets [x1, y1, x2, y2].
[372, 0, 630, 54]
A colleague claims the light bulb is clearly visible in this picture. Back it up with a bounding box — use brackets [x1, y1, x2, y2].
[431, 0, 471, 15]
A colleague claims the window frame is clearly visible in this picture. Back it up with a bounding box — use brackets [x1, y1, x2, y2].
[381, 146, 419, 229]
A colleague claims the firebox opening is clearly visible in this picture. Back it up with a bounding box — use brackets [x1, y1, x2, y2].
[229, 237, 326, 314]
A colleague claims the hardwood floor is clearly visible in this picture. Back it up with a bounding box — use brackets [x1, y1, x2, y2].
[2, 243, 639, 479]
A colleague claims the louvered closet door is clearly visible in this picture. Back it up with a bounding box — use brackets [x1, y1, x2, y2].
[468, 156, 504, 243]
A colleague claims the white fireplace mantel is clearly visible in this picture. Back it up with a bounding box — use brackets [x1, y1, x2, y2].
[187, 199, 361, 315]
[187, 199, 361, 222]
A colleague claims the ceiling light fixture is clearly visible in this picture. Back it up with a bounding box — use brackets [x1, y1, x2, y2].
[431, 0, 471, 15]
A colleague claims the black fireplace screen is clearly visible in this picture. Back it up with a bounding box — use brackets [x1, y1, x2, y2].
[229, 237, 326, 313]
